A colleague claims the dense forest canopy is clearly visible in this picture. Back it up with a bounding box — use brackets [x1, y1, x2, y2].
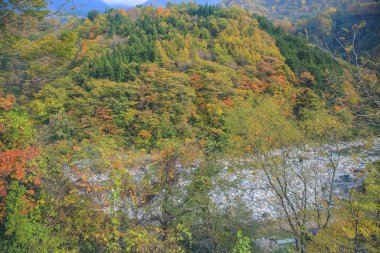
[0, 0, 379, 252]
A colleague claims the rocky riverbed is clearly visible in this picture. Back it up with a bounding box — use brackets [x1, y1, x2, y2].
[210, 139, 380, 220]
[63, 138, 380, 220]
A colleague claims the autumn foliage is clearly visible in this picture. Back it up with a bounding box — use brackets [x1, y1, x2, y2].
[0, 93, 40, 221]
[0, 1, 378, 252]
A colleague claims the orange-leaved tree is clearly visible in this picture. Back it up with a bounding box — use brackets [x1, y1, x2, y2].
[0, 91, 40, 221]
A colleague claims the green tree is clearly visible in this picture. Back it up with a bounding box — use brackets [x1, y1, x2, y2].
[232, 230, 252, 253]
[87, 10, 99, 22]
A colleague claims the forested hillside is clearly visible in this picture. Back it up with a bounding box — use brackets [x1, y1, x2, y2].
[222, 0, 380, 67]
[222, 0, 362, 21]
[0, 1, 379, 252]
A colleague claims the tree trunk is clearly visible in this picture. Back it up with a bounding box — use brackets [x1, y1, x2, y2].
[354, 213, 359, 253]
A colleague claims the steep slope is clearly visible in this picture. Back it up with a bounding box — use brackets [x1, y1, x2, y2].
[222, 0, 380, 67]
[302, 2, 380, 57]
[221, 0, 356, 21]
[33, 6, 295, 150]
